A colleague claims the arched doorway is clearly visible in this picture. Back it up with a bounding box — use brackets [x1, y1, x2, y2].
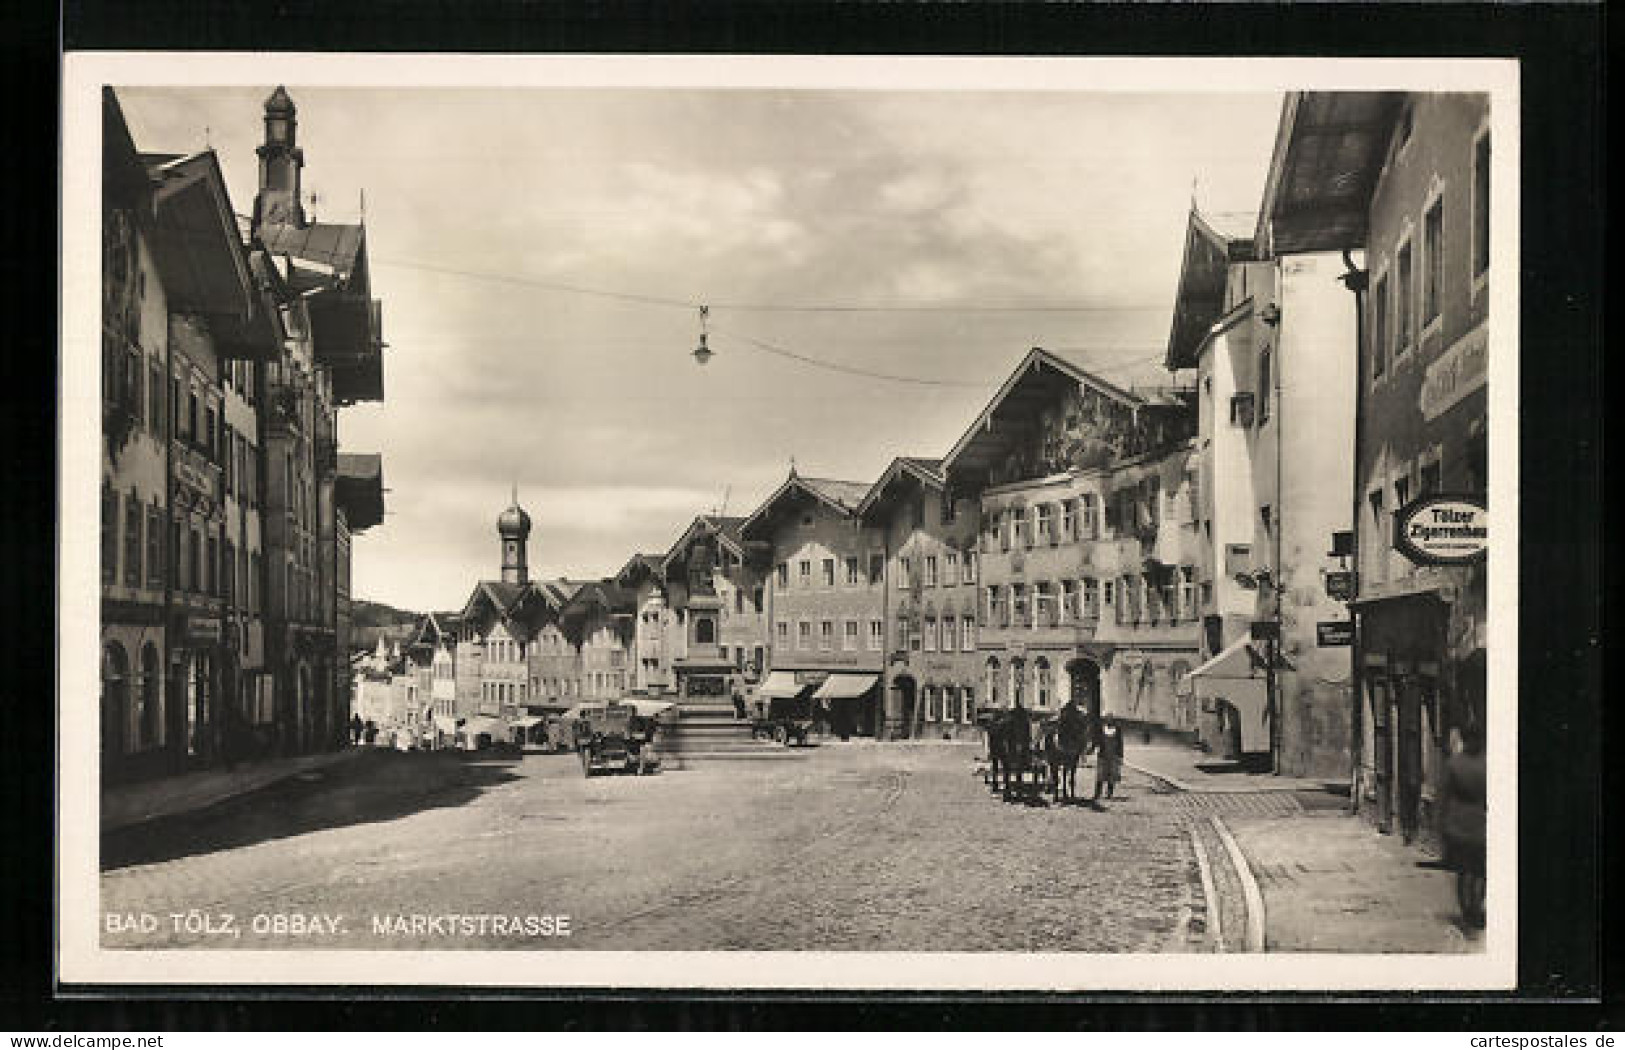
[101, 643, 128, 772]
[1065, 657, 1102, 721]
[891, 674, 917, 739]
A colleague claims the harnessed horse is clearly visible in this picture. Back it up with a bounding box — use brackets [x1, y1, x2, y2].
[1041, 703, 1093, 802]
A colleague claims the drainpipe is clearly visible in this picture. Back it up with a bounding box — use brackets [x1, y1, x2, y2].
[1338, 248, 1369, 815]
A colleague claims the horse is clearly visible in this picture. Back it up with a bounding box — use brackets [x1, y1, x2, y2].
[1043, 703, 1093, 803]
[997, 706, 1044, 802]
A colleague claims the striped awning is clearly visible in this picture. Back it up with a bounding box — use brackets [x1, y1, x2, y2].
[813, 673, 879, 700]
[756, 671, 806, 699]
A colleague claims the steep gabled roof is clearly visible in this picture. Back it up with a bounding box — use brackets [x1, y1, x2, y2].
[260, 220, 368, 288]
[614, 552, 666, 588]
[738, 471, 871, 540]
[855, 456, 947, 521]
[1165, 208, 1258, 371]
[662, 514, 750, 571]
[941, 347, 1146, 479]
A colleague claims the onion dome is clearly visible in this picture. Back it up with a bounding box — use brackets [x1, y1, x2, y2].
[497, 496, 531, 540]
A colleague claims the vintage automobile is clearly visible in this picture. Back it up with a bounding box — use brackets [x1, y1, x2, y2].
[570, 699, 674, 775]
[750, 694, 815, 747]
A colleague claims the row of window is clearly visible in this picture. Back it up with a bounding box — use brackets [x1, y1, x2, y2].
[1369, 128, 1490, 386]
[902, 615, 980, 654]
[776, 553, 888, 590]
[983, 571, 1199, 628]
[896, 549, 978, 590]
[100, 487, 264, 610]
[981, 483, 1170, 551]
[776, 617, 893, 652]
[917, 684, 978, 725]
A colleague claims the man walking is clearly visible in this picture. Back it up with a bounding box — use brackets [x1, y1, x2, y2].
[1092, 714, 1124, 801]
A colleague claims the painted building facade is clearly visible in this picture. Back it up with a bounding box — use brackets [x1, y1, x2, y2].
[943, 348, 1202, 733]
[659, 516, 770, 705]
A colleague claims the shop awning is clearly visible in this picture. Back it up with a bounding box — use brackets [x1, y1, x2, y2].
[619, 698, 677, 719]
[432, 715, 460, 734]
[1187, 637, 1260, 684]
[464, 716, 508, 737]
[756, 671, 806, 699]
[509, 716, 542, 729]
[813, 673, 879, 700]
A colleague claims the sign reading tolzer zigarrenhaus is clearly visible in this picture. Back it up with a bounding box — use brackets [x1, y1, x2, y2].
[1393, 495, 1489, 566]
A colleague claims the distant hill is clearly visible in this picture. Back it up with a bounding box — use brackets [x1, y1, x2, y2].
[349, 599, 423, 653]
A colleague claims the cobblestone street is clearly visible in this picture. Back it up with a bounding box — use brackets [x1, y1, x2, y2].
[102, 743, 1217, 952]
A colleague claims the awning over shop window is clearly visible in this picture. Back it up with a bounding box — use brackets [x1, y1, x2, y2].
[464, 716, 508, 738]
[813, 673, 879, 700]
[1187, 637, 1259, 685]
[509, 716, 542, 729]
[432, 715, 460, 734]
[756, 671, 806, 699]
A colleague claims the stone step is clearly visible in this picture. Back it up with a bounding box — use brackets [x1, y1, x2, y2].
[663, 749, 811, 765]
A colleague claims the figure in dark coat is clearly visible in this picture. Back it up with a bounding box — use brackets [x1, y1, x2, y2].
[1092, 715, 1124, 800]
[1441, 722, 1487, 930]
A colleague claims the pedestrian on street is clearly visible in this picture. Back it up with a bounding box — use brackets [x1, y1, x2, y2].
[350, 713, 364, 747]
[1440, 716, 1487, 932]
[1092, 714, 1124, 801]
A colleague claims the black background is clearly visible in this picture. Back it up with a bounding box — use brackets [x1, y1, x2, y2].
[6, 0, 1609, 1031]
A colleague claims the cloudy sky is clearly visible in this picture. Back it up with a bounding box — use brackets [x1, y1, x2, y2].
[117, 83, 1282, 612]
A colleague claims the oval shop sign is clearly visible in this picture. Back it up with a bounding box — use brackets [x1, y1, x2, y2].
[1393, 496, 1488, 566]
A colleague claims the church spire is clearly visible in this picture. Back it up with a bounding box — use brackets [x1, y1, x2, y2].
[497, 489, 532, 586]
[253, 85, 306, 232]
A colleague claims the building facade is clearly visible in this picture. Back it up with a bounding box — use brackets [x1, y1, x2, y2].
[742, 471, 886, 738]
[855, 458, 983, 741]
[943, 348, 1203, 733]
[1166, 207, 1359, 778]
[659, 516, 770, 705]
[1258, 91, 1491, 843]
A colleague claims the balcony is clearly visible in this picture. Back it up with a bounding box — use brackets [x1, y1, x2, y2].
[309, 290, 384, 406]
[335, 452, 384, 532]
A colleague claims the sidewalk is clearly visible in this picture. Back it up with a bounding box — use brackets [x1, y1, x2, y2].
[1228, 812, 1476, 953]
[1126, 742, 1475, 953]
[102, 747, 367, 832]
[1125, 742, 1347, 795]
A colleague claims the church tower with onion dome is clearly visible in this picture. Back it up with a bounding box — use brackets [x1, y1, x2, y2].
[497, 488, 532, 585]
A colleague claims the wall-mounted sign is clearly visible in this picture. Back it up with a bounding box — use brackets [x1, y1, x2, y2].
[1419, 322, 1488, 421]
[794, 670, 831, 686]
[1394, 495, 1488, 566]
[1325, 571, 1357, 602]
[1316, 621, 1354, 647]
[1249, 620, 1279, 643]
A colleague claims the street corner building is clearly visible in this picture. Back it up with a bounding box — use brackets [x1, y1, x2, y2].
[99, 86, 389, 788]
[1252, 91, 1491, 846]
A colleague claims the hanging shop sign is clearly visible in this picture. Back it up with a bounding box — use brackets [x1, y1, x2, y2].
[1324, 570, 1357, 602]
[1393, 495, 1489, 566]
[1316, 621, 1354, 647]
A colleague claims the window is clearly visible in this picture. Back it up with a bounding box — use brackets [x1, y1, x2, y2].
[1061, 579, 1077, 622]
[1014, 507, 1030, 547]
[1257, 348, 1272, 424]
[945, 551, 958, 584]
[845, 556, 860, 585]
[941, 616, 956, 652]
[798, 559, 810, 585]
[821, 558, 835, 587]
[819, 620, 834, 650]
[1395, 239, 1414, 355]
[1473, 132, 1491, 279]
[963, 550, 977, 584]
[1394, 474, 1412, 511]
[798, 621, 811, 649]
[145, 506, 164, 588]
[899, 556, 912, 588]
[941, 494, 957, 524]
[1036, 504, 1053, 544]
[1011, 583, 1028, 628]
[924, 555, 938, 587]
[1083, 577, 1100, 619]
[844, 620, 859, 650]
[1260, 505, 1273, 540]
[923, 616, 937, 651]
[1371, 272, 1389, 381]
[1033, 582, 1054, 628]
[776, 620, 789, 644]
[961, 615, 976, 651]
[1422, 195, 1445, 330]
[1179, 568, 1196, 620]
[1420, 458, 1442, 497]
[752, 585, 764, 613]
[101, 488, 118, 584]
[1035, 660, 1053, 708]
[1200, 580, 1213, 608]
[962, 687, 976, 721]
[869, 619, 884, 650]
[777, 563, 788, 588]
[123, 496, 142, 588]
[868, 553, 885, 584]
[735, 589, 744, 614]
[148, 360, 164, 432]
[1061, 499, 1076, 541]
[222, 540, 235, 603]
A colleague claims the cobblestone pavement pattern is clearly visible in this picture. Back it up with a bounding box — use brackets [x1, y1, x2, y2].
[101, 744, 1211, 952]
